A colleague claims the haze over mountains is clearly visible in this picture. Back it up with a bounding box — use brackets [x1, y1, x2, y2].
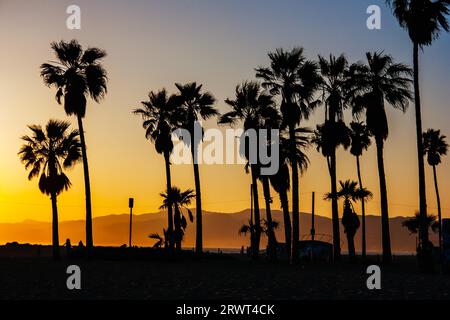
[0, 210, 428, 253]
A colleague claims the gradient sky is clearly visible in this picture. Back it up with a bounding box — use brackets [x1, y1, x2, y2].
[0, 0, 449, 226]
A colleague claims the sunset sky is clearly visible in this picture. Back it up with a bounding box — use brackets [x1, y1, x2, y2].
[0, 0, 449, 230]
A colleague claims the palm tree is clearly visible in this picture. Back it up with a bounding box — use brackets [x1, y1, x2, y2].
[351, 51, 412, 263]
[40, 40, 108, 251]
[239, 219, 280, 257]
[18, 120, 82, 259]
[423, 129, 448, 251]
[326, 180, 359, 260]
[312, 121, 351, 259]
[160, 187, 195, 252]
[316, 54, 353, 260]
[269, 132, 310, 261]
[387, 0, 450, 248]
[219, 81, 278, 259]
[402, 211, 439, 235]
[148, 232, 166, 249]
[348, 121, 372, 258]
[175, 82, 217, 255]
[256, 48, 321, 263]
[326, 180, 372, 260]
[133, 89, 178, 251]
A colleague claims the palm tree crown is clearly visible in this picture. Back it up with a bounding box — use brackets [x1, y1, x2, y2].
[326, 180, 372, 205]
[349, 121, 372, 158]
[133, 89, 178, 155]
[423, 129, 448, 166]
[40, 39, 108, 117]
[18, 120, 81, 195]
[256, 47, 321, 124]
[175, 82, 217, 131]
[402, 211, 440, 234]
[351, 52, 413, 140]
[387, 0, 450, 47]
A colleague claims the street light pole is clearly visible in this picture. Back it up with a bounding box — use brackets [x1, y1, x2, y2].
[311, 192, 315, 242]
[129, 198, 134, 248]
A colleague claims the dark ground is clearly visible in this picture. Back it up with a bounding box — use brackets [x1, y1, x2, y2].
[0, 253, 449, 300]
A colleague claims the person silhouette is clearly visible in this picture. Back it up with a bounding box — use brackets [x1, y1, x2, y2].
[65, 239, 72, 257]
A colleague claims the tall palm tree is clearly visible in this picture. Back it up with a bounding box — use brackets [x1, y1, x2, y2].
[219, 81, 278, 259]
[351, 51, 412, 263]
[160, 187, 195, 252]
[18, 120, 82, 259]
[348, 121, 372, 258]
[312, 120, 350, 260]
[40, 40, 108, 251]
[256, 48, 321, 263]
[175, 82, 217, 255]
[423, 129, 448, 250]
[387, 0, 450, 247]
[316, 54, 353, 260]
[133, 89, 178, 251]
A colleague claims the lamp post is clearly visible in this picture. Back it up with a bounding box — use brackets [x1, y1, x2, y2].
[129, 197, 134, 248]
[311, 192, 315, 241]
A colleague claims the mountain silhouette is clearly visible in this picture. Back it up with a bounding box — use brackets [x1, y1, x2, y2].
[0, 210, 435, 254]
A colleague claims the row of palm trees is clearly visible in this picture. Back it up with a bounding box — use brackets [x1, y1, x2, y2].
[132, 47, 445, 264]
[133, 83, 217, 254]
[16, 1, 449, 262]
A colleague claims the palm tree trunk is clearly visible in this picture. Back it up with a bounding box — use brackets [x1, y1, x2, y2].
[76, 115, 93, 251]
[193, 161, 202, 254]
[347, 232, 356, 261]
[432, 165, 442, 252]
[262, 177, 277, 260]
[190, 137, 203, 255]
[330, 149, 341, 260]
[164, 151, 174, 252]
[356, 156, 367, 259]
[174, 207, 182, 252]
[375, 136, 392, 263]
[251, 165, 261, 259]
[289, 124, 300, 264]
[413, 42, 429, 246]
[50, 192, 60, 260]
[279, 189, 292, 262]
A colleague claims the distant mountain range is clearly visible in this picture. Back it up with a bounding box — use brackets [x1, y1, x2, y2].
[0, 210, 434, 253]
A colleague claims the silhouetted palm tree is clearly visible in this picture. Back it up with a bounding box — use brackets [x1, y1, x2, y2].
[18, 120, 81, 259]
[239, 218, 280, 258]
[402, 211, 439, 235]
[148, 232, 166, 249]
[256, 48, 321, 263]
[268, 133, 310, 262]
[351, 51, 412, 263]
[316, 54, 352, 260]
[326, 180, 372, 260]
[133, 89, 178, 251]
[349, 121, 372, 258]
[175, 82, 217, 255]
[423, 129, 448, 250]
[219, 81, 278, 259]
[40, 40, 108, 251]
[160, 187, 195, 252]
[387, 0, 450, 248]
